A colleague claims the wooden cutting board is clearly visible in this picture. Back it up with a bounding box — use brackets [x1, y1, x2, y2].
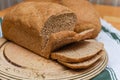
[0, 38, 108, 80]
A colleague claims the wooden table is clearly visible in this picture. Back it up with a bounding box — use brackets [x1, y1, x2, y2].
[94, 4, 120, 30]
[0, 4, 120, 30]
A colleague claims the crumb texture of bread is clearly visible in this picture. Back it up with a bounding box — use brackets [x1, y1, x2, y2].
[2, 2, 77, 58]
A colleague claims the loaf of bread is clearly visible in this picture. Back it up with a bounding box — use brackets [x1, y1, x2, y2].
[2, 2, 93, 58]
[31, 0, 101, 38]
[2, 2, 75, 58]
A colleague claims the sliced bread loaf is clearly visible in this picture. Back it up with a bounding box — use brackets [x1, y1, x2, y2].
[58, 50, 105, 69]
[51, 40, 103, 62]
[2, 2, 94, 58]
[2, 2, 79, 58]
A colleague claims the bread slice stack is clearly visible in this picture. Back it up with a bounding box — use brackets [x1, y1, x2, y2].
[1, 1, 106, 69]
[51, 40, 104, 69]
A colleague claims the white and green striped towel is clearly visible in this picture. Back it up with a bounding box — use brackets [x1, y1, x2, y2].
[0, 18, 119, 80]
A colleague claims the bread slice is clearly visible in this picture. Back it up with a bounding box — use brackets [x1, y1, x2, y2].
[0, 38, 7, 47]
[45, 29, 94, 52]
[51, 40, 103, 63]
[58, 50, 105, 69]
[31, 0, 101, 38]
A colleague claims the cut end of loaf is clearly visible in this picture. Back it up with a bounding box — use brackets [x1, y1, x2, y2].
[41, 13, 77, 49]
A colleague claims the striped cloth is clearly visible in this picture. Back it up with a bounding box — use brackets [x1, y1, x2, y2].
[0, 18, 119, 80]
[95, 19, 120, 80]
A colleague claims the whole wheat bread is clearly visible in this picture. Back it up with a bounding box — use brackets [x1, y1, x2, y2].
[2, 2, 94, 58]
[59, 50, 105, 69]
[51, 40, 103, 62]
[2, 2, 76, 58]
